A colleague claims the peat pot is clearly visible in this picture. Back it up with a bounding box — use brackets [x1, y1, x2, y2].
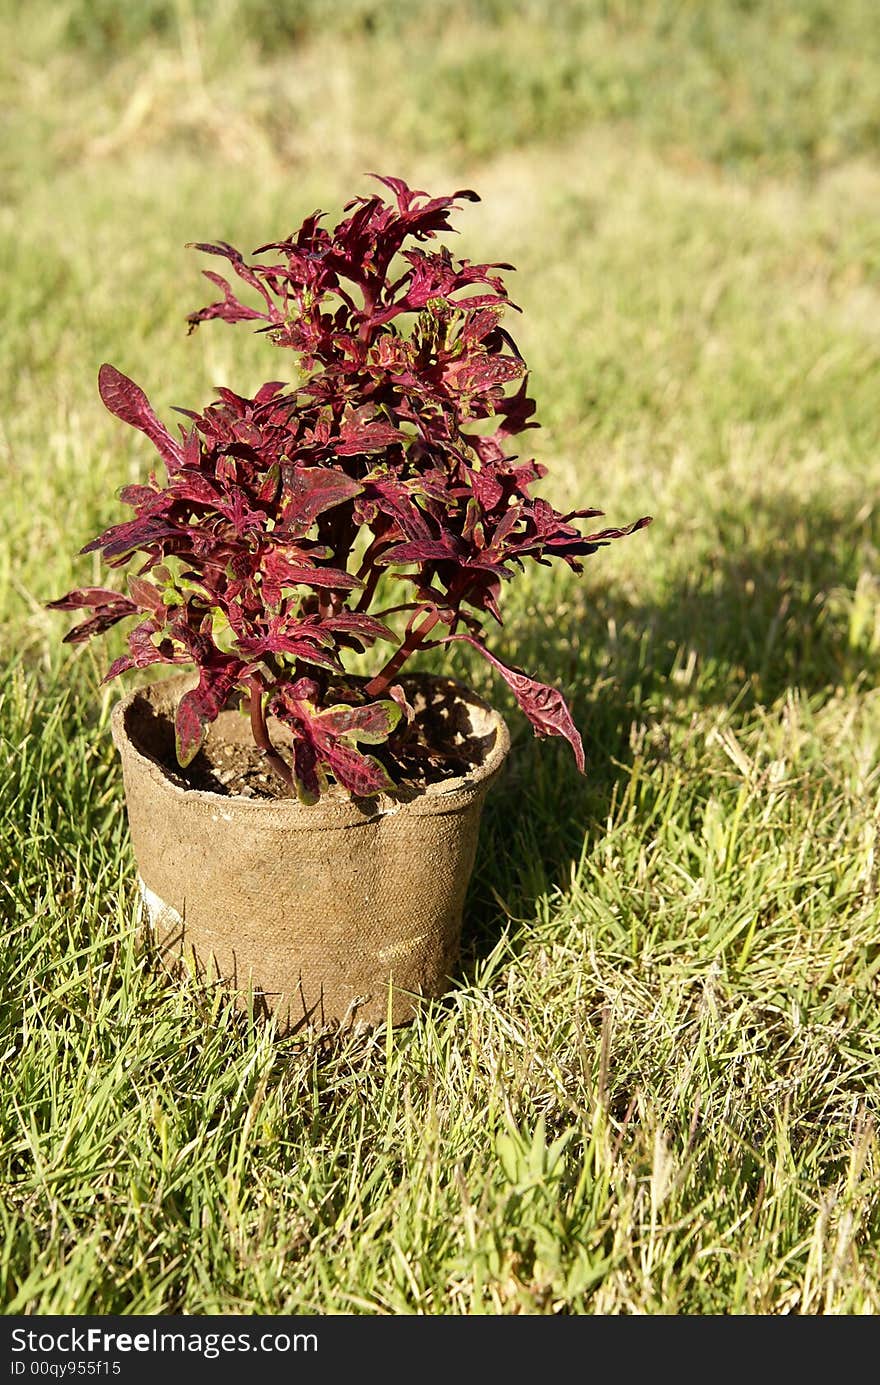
[111, 672, 509, 1033]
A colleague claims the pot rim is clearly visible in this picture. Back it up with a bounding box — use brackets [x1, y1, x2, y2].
[111, 670, 511, 828]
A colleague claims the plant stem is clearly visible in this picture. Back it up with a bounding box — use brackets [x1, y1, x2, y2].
[354, 532, 395, 613]
[358, 280, 376, 343]
[354, 563, 384, 614]
[248, 681, 295, 794]
[365, 609, 440, 696]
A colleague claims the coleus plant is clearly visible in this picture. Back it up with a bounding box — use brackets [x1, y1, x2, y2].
[50, 176, 651, 803]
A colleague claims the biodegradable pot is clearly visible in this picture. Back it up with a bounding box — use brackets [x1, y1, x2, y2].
[111, 672, 509, 1032]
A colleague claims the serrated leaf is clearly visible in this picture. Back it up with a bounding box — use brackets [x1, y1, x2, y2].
[292, 738, 323, 805]
[280, 465, 363, 533]
[45, 587, 133, 612]
[323, 742, 393, 796]
[126, 575, 165, 614]
[174, 696, 207, 768]
[316, 699, 401, 744]
[440, 633, 586, 772]
[174, 661, 241, 767]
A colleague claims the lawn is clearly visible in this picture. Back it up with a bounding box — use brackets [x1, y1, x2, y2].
[2, 0, 880, 1314]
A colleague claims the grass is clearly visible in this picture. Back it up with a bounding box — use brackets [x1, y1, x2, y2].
[2, 0, 880, 1314]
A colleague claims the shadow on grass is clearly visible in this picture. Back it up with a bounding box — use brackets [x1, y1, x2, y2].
[457, 493, 880, 973]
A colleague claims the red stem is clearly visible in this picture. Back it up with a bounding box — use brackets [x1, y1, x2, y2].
[247, 680, 295, 795]
[358, 280, 377, 343]
[354, 532, 397, 613]
[354, 564, 384, 614]
[365, 609, 440, 697]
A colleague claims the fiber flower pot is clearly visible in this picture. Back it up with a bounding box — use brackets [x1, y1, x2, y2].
[111, 672, 509, 1032]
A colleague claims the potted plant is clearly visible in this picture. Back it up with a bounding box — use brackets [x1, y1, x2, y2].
[49, 175, 650, 1033]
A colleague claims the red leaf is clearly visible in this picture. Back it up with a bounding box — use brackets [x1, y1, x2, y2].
[335, 409, 406, 456]
[469, 468, 504, 512]
[323, 741, 393, 796]
[60, 611, 130, 644]
[126, 576, 165, 614]
[81, 515, 182, 560]
[47, 587, 139, 644]
[98, 365, 184, 471]
[117, 483, 167, 511]
[189, 270, 269, 328]
[186, 241, 283, 322]
[174, 660, 241, 767]
[315, 699, 401, 744]
[254, 381, 288, 404]
[280, 466, 363, 533]
[322, 611, 394, 647]
[261, 548, 360, 601]
[579, 516, 654, 544]
[292, 737, 323, 805]
[443, 354, 525, 395]
[441, 634, 585, 772]
[377, 538, 460, 566]
[100, 655, 136, 684]
[46, 587, 134, 612]
[237, 620, 343, 672]
[127, 619, 176, 668]
[174, 696, 206, 767]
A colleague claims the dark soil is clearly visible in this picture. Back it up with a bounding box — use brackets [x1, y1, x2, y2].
[176, 740, 282, 799]
[134, 676, 498, 802]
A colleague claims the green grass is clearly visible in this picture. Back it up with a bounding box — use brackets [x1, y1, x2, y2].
[3, 0, 880, 1314]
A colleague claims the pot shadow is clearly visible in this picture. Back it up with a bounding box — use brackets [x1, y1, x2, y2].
[454, 492, 880, 977]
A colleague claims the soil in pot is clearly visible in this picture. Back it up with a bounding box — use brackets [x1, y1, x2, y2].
[131, 675, 499, 800]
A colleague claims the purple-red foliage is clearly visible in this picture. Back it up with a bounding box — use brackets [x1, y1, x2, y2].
[49, 176, 651, 801]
